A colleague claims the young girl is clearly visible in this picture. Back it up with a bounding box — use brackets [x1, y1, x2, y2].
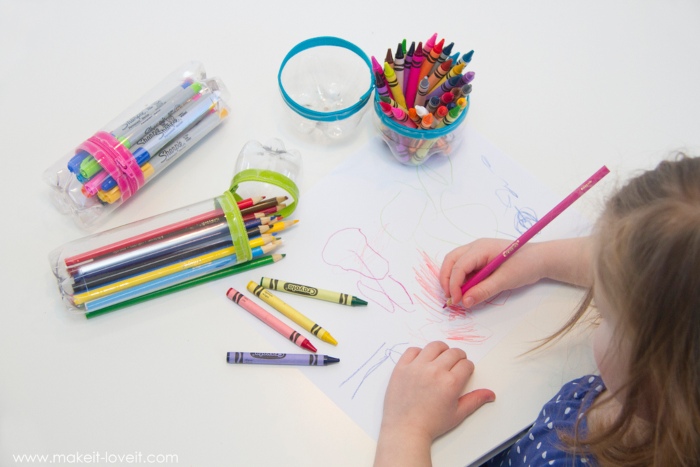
[374, 156, 700, 466]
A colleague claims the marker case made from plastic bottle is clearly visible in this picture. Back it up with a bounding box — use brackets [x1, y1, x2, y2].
[48, 139, 302, 318]
[43, 61, 231, 229]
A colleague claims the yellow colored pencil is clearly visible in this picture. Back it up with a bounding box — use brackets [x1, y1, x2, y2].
[267, 219, 299, 235]
[73, 235, 278, 305]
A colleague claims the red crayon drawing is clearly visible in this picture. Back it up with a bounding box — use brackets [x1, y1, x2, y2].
[322, 227, 414, 313]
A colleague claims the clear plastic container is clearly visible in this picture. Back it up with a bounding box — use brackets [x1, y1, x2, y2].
[279, 36, 474, 164]
[43, 61, 231, 229]
[49, 139, 302, 318]
[372, 95, 469, 165]
[278, 36, 374, 141]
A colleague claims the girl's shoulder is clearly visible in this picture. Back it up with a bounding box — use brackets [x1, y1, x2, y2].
[482, 375, 605, 467]
[553, 374, 605, 403]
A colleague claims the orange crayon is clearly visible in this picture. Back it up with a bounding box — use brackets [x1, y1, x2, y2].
[408, 107, 421, 125]
[418, 35, 442, 82]
[420, 113, 434, 130]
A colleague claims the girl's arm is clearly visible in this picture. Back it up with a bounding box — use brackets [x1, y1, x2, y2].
[439, 237, 594, 308]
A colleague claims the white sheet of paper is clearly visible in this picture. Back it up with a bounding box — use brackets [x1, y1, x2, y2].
[255, 125, 592, 439]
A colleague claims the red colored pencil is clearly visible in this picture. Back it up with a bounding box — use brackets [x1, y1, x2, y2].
[64, 196, 265, 267]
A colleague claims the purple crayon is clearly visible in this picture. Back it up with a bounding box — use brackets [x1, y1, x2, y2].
[226, 352, 340, 366]
[394, 43, 405, 92]
[402, 41, 415, 95]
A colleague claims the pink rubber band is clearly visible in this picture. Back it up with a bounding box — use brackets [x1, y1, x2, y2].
[77, 131, 145, 202]
[77, 138, 125, 197]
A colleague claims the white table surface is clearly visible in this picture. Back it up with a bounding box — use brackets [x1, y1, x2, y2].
[2, 1, 699, 466]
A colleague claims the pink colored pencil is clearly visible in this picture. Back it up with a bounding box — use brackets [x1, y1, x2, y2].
[226, 287, 317, 352]
[444, 166, 610, 307]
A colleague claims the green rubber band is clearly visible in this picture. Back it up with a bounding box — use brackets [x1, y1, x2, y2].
[216, 191, 252, 263]
[228, 169, 299, 218]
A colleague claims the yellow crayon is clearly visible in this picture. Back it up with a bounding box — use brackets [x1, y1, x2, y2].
[246, 281, 338, 346]
[383, 62, 407, 110]
[73, 236, 279, 305]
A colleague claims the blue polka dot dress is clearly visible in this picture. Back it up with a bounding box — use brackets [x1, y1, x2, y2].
[481, 375, 605, 467]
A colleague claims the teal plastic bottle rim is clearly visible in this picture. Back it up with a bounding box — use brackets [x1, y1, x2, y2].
[374, 95, 470, 139]
[278, 36, 375, 122]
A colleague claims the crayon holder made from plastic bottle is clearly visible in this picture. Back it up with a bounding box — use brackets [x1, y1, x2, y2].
[43, 61, 231, 230]
[278, 36, 375, 141]
[372, 95, 469, 166]
[48, 139, 301, 318]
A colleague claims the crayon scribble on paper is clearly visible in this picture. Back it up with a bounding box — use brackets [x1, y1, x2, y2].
[339, 341, 409, 399]
[322, 227, 414, 313]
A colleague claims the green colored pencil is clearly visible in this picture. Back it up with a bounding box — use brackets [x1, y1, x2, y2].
[84, 254, 285, 319]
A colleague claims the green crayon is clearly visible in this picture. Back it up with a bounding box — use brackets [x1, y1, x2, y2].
[259, 277, 368, 307]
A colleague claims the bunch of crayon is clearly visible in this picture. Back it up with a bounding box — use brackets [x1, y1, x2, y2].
[374, 33, 474, 132]
[57, 196, 295, 318]
[226, 278, 368, 353]
[66, 79, 228, 205]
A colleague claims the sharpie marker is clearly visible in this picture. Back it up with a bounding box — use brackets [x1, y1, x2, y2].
[146, 106, 227, 177]
[114, 80, 202, 147]
[77, 81, 200, 177]
[226, 352, 339, 366]
[93, 94, 218, 196]
[100, 103, 227, 192]
[75, 81, 203, 182]
[96, 163, 156, 204]
[67, 151, 90, 174]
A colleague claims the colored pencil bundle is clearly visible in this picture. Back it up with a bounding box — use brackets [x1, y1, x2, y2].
[374, 33, 475, 131]
[52, 195, 297, 317]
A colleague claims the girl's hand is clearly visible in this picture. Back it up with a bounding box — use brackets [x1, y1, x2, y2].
[374, 342, 495, 467]
[439, 237, 593, 308]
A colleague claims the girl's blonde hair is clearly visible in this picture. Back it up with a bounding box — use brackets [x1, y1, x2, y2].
[559, 155, 700, 465]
